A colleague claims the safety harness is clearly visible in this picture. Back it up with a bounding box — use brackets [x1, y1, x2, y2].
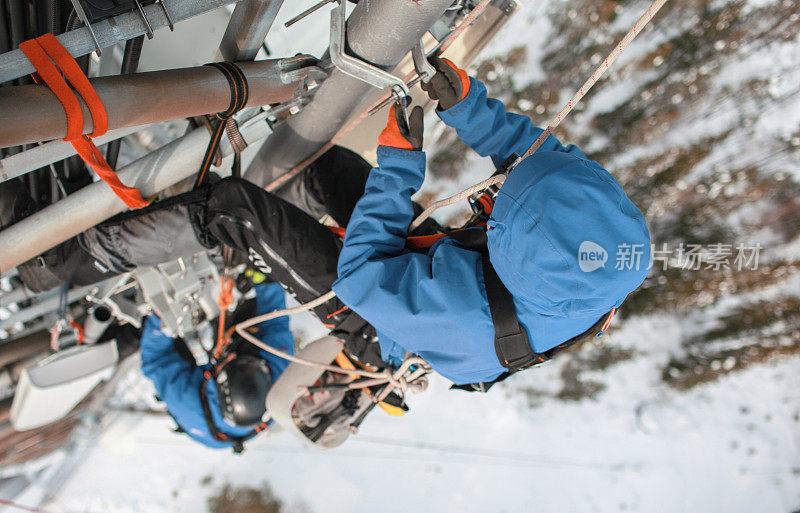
[446, 228, 616, 393]
[162, 336, 269, 454]
[327, 182, 617, 393]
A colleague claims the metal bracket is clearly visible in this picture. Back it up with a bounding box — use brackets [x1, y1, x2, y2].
[411, 40, 435, 84]
[329, 0, 410, 99]
[133, 252, 221, 338]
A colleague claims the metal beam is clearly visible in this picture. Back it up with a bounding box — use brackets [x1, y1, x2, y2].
[0, 109, 272, 275]
[0, 58, 313, 148]
[0, 0, 237, 85]
[0, 125, 150, 184]
[218, 0, 285, 62]
[245, 0, 455, 187]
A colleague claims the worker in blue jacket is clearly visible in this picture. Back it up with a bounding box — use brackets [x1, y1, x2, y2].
[333, 58, 651, 389]
[140, 281, 294, 451]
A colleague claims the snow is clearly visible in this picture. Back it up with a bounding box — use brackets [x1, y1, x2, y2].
[43, 324, 800, 513]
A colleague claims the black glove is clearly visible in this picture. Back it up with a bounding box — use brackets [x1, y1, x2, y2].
[378, 104, 424, 151]
[420, 56, 470, 111]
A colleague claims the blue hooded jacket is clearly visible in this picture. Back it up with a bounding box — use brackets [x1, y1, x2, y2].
[333, 77, 651, 385]
[140, 282, 294, 449]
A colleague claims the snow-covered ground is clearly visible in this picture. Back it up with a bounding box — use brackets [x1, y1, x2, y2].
[39, 321, 800, 513]
[5, 0, 800, 511]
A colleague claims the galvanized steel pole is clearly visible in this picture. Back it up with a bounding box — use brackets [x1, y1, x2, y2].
[245, 0, 455, 186]
[218, 0, 285, 61]
[0, 0, 238, 84]
[0, 58, 311, 148]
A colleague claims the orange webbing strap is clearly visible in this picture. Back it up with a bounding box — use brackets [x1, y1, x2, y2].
[18, 34, 149, 209]
[326, 225, 473, 251]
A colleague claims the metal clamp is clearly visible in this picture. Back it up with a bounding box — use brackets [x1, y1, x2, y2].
[329, 0, 410, 98]
[367, 39, 434, 118]
[412, 40, 435, 84]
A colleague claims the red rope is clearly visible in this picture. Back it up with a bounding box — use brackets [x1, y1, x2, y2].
[18, 34, 149, 209]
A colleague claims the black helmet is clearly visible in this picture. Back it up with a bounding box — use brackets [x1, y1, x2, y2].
[215, 355, 273, 427]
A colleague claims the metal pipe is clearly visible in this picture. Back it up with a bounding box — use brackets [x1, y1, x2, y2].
[0, 58, 310, 148]
[218, 0, 285, 62]
[0, 330, 51, 368]
[0, 109, 272, 274]
[0, 125, 150, 185]
[245, 0, 454, 186]
[82, 305, 113, 344]
[0, 0, 238, 84]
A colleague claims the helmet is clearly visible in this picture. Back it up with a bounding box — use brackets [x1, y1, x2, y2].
[215, 355, 273, 427]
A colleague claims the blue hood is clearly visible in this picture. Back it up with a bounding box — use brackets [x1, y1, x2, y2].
[487, 151, 651, 318]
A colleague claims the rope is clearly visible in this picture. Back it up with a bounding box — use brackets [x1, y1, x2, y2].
[193, 61, 249, 189]
[435, 0, 494, 55]
[521, 0, 670, 158]
[231, 290, 430, 394]
[212, 274, 235, 360]
[409, 173, 505, 231]
[18, 34, 149, 209]
[409, 0, 671, 227]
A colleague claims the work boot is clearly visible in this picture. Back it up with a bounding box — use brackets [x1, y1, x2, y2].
[0, 179, 63, 292]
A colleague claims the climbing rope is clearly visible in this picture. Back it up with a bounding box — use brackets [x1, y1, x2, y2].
[522, 0, 670, 158]
[231, 290, 430, 395]
[410, 0, 671, 228]
[409, 173, 506, 231]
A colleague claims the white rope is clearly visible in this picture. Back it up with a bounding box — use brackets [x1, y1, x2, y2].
[410, 0, 671, 227]
[233, 290, 431, 392]
[408, 173, 506, 231]
[523, 0, 670, 158]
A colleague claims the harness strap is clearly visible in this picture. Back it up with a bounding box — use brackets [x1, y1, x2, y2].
[18, 34, 149, 209]
[327, 225, 484, 251]
[193, 61, 249, 189]
[481, 252, 538, 371]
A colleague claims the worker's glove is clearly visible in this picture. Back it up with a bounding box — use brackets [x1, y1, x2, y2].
[420, 57, 471, 111]
[378, 104, 424, 151]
